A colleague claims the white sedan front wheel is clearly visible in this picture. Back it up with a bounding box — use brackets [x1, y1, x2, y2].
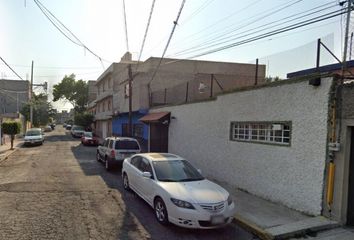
[154, 198, 169, 225]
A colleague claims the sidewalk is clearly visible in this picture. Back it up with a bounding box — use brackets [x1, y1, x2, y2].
[215, 180, 354, 240]
[0, 136, 23, 163]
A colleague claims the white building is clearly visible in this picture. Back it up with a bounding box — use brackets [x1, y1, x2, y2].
[150, 76, 335, 216]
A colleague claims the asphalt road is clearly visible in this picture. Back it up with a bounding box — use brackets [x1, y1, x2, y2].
[0, 126, 257, 240]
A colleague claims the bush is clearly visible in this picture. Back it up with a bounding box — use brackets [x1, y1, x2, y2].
[1, 121, 21, 150]
[1, 121, 21, 135]
[74, 113, 94, 129]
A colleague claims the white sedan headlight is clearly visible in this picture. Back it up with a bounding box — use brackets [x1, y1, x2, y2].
[171, 198, 195, 209]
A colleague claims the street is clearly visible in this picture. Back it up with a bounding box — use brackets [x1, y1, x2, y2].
[0, 126, 256, 240]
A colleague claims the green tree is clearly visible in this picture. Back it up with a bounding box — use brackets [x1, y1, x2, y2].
[1, 121, 21, 150]
[265, 76, 283, 83]
[74, 113, 94, 129]
[53, 74, 88, 113]
[20, 93, 55, 127]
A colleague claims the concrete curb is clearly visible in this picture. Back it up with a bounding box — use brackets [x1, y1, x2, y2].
[0, 148, 18, 164]
[233, 214, 273, 240]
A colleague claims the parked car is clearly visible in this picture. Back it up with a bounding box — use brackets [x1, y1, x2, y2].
[121, 153, 236, 229]
[50, 123, 55, 130]
[65, 124, 72, 130]
[96, 137, 141, 171]
[43, 125, 52, 132]
[81, 132, 99, 146]
[24, 128, 44, 146]
[71, 125, 85, 138]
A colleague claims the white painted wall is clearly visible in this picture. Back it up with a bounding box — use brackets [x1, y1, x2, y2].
[153, 78, 333, 215]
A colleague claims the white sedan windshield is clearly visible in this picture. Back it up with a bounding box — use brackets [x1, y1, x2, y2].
[152, 160, 204, 182]
[26, 130, 41, 136]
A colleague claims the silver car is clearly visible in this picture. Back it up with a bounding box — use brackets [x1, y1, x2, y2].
[96, 137, 141, 171]
[24, 128, 44, 146]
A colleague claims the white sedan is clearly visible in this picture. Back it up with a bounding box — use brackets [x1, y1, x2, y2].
[122, 153, 236, 229]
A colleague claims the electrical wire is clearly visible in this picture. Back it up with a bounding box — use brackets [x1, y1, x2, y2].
[33, 0, 111, 68]
[168, 0, 305, 54]
[0, 56, 24, 80]
[0, 63, 102, 70]
[185, 9, 348, 60]
[122, 0, 130, 52]
[143, 0, 263, 58]
[148, 0, 187, 86]
[179, 0, 215, 25]
[170, 2, 339, 57]
[136, 0, 156, 70]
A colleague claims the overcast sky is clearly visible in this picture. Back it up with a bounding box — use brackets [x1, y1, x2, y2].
[0, 0, 348, 111]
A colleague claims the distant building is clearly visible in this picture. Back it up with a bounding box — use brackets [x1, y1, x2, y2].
[0, 79, 30, 144]
[0, 79, 30, 114]
[55, 110, 73, 124]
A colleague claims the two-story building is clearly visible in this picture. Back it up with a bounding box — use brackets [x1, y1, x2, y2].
[92, 52, 266, 151]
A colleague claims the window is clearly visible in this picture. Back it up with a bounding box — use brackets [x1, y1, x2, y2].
[109, 140, 113, 148]
[108, 100, 111, 111]
[230, 122, 291, 146]
[115, 140, 140, 150]
[138, 158, 153, 174]
[131, 156, 142, 168]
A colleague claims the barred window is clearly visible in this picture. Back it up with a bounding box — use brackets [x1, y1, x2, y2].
[231, 122, 291, 146]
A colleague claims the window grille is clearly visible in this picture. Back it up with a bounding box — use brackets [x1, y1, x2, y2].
[230, 122, 291, 146]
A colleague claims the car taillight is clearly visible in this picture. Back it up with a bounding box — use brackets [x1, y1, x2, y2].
[110, 150, 115, 158]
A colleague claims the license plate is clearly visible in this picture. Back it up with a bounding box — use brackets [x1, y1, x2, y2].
[211, 215, 224, 224]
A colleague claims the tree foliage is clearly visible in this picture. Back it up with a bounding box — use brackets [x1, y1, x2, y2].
[52, 74, 88, 113]
[74, 113, 94, 129]
[265, 76, 283, 83]
[1, 121, 21, 149]
[20, 93, 55, 127]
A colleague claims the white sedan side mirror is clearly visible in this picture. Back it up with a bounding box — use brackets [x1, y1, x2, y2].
[197, 169, 202, 174]
[142, 172, 152, 178]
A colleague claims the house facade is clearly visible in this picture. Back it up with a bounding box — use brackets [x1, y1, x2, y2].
[93, 52, 265, 148]
[149, 76, 335, 216]
[0, 79, 30, 144]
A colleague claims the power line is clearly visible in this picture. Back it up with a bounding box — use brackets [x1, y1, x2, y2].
[122, 0, 130, 52]
[143, 0, 263, 58]
[0, 63, 103, 69]
[136, 0, 156, 70]
[169, 2, 339, 57]
[0, 56, 24, 80]
[33, 0, 111, 68]
[185, 8, 348, 60]
[148, 0, 187, 86]
[168, 0, 304, 54]
[179, 0, 215, 25]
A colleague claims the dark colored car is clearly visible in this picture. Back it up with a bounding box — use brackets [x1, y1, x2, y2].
[81, 132, 99, 146]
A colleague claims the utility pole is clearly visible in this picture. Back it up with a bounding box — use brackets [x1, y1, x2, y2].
[128, 64, 133, 137]
[30, 61, 33, 128]
[342, 0, 352, 73]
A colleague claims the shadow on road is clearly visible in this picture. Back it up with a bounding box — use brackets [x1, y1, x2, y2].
[69, 143, 245, 240]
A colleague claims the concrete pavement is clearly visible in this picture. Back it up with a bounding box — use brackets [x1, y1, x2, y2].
[0, 136, 23, 163]
[216, 180, 354, 239]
